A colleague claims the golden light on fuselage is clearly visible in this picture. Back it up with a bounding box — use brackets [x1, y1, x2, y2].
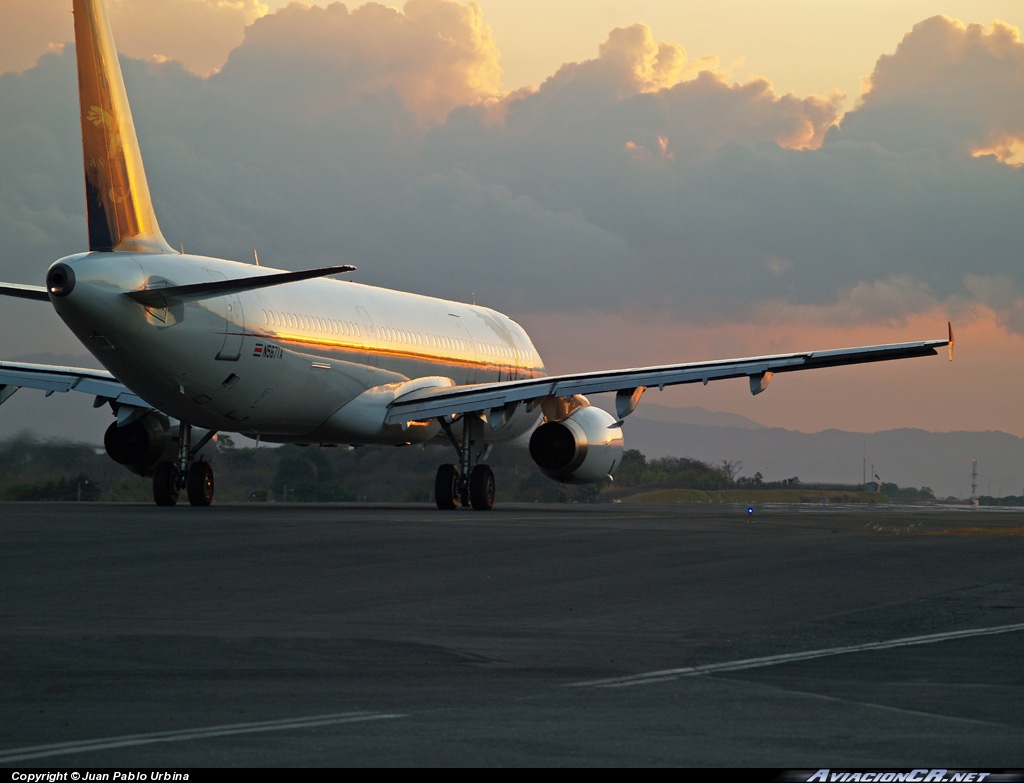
[255, 304, 543, 379]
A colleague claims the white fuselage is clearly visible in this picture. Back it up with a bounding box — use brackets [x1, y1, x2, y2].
[49, 251, 546, 445]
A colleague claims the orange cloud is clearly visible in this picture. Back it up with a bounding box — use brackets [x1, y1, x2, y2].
[971, 133, 1024, 166]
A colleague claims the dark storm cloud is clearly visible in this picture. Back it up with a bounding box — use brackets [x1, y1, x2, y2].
[3, 3, 1024, 359]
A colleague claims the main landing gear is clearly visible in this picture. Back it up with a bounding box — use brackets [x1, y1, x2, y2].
[152, 422, 217, 507]
[435, 415, 495, 511]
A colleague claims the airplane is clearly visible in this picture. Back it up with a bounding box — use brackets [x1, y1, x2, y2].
[0, 0, 952, 510]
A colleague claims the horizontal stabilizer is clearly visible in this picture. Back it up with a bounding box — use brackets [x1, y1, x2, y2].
[125, 265, 356, 306]
[0, 283, 49, 302]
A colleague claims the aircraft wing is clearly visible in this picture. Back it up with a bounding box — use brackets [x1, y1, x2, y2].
[0, 361, 147, 410]
[385, 328, 953, 425]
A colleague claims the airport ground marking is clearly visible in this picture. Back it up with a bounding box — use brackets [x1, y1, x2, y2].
[568, 621, 1024, 688]
[0, 711, 406, 763]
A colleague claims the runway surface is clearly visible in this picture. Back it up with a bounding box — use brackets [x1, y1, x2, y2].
[1, 502, 1022, 767]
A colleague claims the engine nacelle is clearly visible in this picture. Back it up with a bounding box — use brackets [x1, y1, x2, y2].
[104, 413, 174, 477]
[529, 405, 624, 485]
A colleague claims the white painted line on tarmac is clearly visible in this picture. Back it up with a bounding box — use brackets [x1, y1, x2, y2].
[0, 711, 405, 763]
[568, 621, 1024, 688]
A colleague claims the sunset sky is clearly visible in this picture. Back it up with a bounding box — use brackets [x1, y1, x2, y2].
[2, 0, 1024, 447]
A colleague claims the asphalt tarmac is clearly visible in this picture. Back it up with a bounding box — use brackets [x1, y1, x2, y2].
[1, 502, 1022, 767]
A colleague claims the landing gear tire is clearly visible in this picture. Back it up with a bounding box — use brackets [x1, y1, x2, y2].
[469, 464, 495, 511]
[435, 464, 460, 510]
[153, 461, 179, 507]
[187, 461, 215, 507]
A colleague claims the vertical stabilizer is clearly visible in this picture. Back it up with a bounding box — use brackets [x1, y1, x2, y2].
[74, 0, 173, 253]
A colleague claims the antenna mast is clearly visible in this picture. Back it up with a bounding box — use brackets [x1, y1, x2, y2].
[970, 458, 978, 507]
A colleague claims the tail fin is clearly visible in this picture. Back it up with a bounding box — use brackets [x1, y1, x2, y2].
[74, 0, 173, 253]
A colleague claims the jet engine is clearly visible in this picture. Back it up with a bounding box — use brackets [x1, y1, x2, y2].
[104, 412, 175, 477]
[529, 405, 624, 484]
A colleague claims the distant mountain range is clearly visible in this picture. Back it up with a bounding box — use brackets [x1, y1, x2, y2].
[620, 404, 1023, 500]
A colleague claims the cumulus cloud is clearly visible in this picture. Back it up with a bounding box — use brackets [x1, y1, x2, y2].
[510, 24, 839, 154]
[835, 16, 1024, 163]
[217, 0, 503, 122]
[537, 23, 695, 99]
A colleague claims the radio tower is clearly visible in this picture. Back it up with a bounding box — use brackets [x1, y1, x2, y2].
[970, 459, 978, 507]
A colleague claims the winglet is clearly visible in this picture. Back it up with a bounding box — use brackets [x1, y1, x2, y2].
[74, 0, 173, 254]
[948, 321, 954, 361]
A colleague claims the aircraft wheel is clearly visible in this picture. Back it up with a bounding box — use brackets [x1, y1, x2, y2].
[469, 464, 495, 511]
[435, 464, 459, 510]
[153, 461, 179, 507]
[187, 461, 215, 507]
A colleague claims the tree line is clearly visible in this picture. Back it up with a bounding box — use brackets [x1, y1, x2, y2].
[0, 434, 937, 503]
